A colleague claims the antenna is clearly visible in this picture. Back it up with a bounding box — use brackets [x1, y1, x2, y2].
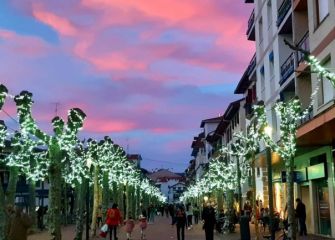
[126, 137, 129, 154]
[52, 102, 60, 116]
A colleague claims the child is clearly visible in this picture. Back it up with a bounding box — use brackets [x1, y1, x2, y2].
[139, 215, 148, 240]
[124, 215, 135, 240]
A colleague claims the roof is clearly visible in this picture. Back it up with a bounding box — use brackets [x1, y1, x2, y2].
[127, 154, 142, 161]
[148, 169, 183, 182]
[200, 116, 223, 128]
[234, 54, 256, 94]
[223, 98, 244, 120]
[169, 182, 186, 188]
[234, 67, 250, 94]
[205, 118, 230, 143]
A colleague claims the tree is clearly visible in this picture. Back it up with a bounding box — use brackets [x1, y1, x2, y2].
[14, 91, 86, 240]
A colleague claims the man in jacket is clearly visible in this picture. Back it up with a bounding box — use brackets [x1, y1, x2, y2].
[295, 198, 307, 236]
[172, 205, 187, 240]
[202, 203, 216, 240]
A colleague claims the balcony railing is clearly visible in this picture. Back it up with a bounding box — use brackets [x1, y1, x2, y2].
[280, 52, 295, 85]
[247, 9, 255, 35]
[297, 107, 313, 127]
[247, 53, 256, 76]
[277, 0, 292, 27]
[296, 32, 310, 64]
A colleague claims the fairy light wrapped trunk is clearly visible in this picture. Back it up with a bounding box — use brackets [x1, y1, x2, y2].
[14, 91, 86, 240]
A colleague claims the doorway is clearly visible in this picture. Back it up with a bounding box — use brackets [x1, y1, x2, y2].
[316, 181, 331, 235]
[300, 186, 311, 233]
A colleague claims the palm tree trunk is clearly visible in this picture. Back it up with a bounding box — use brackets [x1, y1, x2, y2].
[0, 176, 7, 240]
[48, 161, 62, 240]
[74, 179, 87, 240]
[102, 173, 109, 218]
[6, 167, 19, 205]
[287, 157, 296, 240]
[251, 155, 259, 240]
[28, 178, 37, 230]
[91, 166, 99, 236]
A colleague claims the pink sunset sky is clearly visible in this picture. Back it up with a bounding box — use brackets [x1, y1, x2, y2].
[0, 0, 254, 171]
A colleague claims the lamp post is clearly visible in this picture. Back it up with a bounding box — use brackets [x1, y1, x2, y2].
[264, 126, 275, 240]
[86, 158, 93, 240]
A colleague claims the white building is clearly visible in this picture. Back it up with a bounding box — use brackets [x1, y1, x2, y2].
[245, 0, 335, 236]
[147, 169, 184, 203]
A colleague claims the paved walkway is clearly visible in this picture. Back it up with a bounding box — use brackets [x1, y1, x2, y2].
[28, 216, 335, 240]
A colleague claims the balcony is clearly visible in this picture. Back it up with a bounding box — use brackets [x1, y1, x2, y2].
[277, 0, 292, 27]
[247, 9, 255, 41]
[297, 107, 313, 127]
[245, 103, 254, 119]
[279, 52, 295, 85]
[296, 32, 309, 64]
[247, 54, 256, 76]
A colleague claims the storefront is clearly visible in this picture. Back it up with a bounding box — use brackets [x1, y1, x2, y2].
[295, 146, 334, 236]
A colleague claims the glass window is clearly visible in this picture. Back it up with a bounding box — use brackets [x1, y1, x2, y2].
[316, 0, 329, 24]
[318, 58, 333, 106]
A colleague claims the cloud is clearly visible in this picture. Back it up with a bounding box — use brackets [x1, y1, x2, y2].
[3, 0, 254, 171]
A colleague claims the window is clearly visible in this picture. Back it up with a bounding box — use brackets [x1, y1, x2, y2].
[256, 167, 261, 177]
[267, 0, 273, 40]
[259, 17, 264, 51]
[316, 0, 329, 25]
[260, 65, 265, 100]
[318, 58, 333, 106]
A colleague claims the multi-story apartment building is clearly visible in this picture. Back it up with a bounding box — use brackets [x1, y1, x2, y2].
[245, 0, 335, 236]
[191, 133, 207, 181]
[189, 117, 222, 183]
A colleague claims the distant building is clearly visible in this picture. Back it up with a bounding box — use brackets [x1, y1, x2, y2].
[127, 154, 142, 168]
[168, 182, 186, 203]
[148, 169, 184, 203]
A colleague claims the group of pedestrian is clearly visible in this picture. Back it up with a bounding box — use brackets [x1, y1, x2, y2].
[101, 203, 148, 240]
[170, 202, 215, 240]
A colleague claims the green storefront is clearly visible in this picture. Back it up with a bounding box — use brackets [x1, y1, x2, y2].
[295, 146, 334, 236]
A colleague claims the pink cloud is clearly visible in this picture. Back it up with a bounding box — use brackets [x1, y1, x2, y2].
[0, 29, 51, 57]
[84, 119, 137, 133]
[32, 3, 78, 36]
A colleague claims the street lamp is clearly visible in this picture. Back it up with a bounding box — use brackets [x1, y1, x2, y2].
[86, 158, 93, 240]
[203, 196, 209, 203]
[264, 126, 275, 240]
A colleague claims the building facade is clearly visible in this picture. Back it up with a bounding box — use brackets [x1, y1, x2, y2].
[245, 0, 335, 236]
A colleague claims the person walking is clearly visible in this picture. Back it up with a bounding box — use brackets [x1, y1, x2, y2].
[193, 204, 200, 224]
[202, 203, 216, 240]
[295, 198, 307, 236]
[8, 207, 33, 240]
[164, 204, 169, 218]
[169, 204, 175, 224]
[139, 214, 148, 240]
[186, 203, 193, 230]
[106, 203, 122, 240]
[172, 205, 187, 240]
[96, 205, 103, 228]
[124, 214, 135, 240]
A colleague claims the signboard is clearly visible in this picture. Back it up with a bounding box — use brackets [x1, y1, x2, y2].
[281, 168, 307, 183]
[307, 163, 326, 180]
